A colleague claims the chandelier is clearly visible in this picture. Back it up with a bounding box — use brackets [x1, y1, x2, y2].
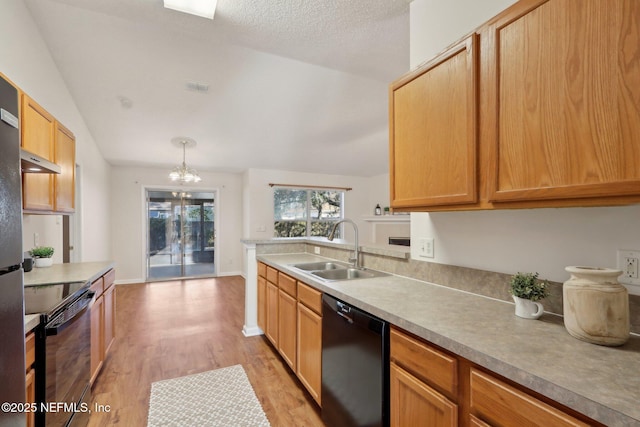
[169, 137, 201, 184]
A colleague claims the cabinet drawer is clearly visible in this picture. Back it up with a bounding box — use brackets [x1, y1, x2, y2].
[103, 268, 115, 289]
[470, 368, 590, 427]
[390, 327, 457, 397]
[25, 332, 35, 369]
[297, 282, 322, 314]
[266, 266, 278, 284]
[90, 277, 104, 296]
[258, 262, 267, 278]
[278, 272, 297, 297]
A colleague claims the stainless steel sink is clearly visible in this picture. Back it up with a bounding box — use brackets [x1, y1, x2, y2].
[311, 268, 388, 282]
[291, 261, 352, 271]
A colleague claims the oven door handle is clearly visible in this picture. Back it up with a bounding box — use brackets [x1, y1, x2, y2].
[45, 291, 95, 336]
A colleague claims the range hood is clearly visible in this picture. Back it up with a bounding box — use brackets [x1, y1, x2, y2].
[20, 149, 61, 174]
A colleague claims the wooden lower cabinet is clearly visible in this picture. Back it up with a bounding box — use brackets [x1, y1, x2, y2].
[257, 275, 267, 332]
[103, 281, 116, 355]
[296, 301, 322, 405]
[266, 281, 279, 346]
[90, 269, 116, 386]
[469, 368, 590, 427]
[25, 331, 35, 427]
[257, 263, 322, 405]
[469, 414, 492, 427]
[278, 289, 297, 370]
[90, 292, 104, 384]
[390, 362, 457, 427]
[390, 327, 458, 427]
[390, 326, 600, 427]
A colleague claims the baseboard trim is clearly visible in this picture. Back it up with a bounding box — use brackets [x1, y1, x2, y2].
[242, 325, 264, 337]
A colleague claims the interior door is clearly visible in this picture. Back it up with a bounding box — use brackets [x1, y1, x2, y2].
[146, 190, 216, 280]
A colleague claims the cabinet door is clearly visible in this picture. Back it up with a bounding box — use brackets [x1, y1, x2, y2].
[257, 276, 267, 332]
[266, 281, 279, 346]
[54, 122, 75, 212]
[26, 369, 35, 427]
[278, 290, 297, 371]
[484, 0, 640, 204]
[390, 34, 478, 209]
[21, 94, 55, 211]
[470, 414, 492, 427]
[470, 368, 589, 427]
[90, 295, 104, 385]
[25, 331, 35, 427]
[390, 362, 457, 427]
[103, 283, 116, 356]
[297, 302, 322, 405]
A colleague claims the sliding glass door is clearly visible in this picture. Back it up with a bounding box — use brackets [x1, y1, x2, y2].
[146, 190, 216, 280]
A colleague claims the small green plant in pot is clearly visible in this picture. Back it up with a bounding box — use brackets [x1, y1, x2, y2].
[30, 246, 54, 268]
[509, 272, 549, 319]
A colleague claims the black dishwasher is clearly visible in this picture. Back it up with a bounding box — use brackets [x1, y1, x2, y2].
[322, 294, 389, 427]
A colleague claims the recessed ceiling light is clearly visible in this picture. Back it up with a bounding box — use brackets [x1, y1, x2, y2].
[163, 0, 218, 20]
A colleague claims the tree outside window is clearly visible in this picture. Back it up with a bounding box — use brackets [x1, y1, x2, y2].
[274, 188, 344, 238]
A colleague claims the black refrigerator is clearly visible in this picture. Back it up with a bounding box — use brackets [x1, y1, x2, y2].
[0, 74, 27, 427]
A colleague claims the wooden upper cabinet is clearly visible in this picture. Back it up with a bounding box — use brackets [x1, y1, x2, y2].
[21, 94, 55, 160]
[54, 122, 75, 212]
[390, 34, 478, 209]
[21, 94, 55, 211]
[483, 0, 640, 204]
[21, 93, 76, 213]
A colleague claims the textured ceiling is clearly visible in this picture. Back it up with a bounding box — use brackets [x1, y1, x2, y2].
[24, 0, 411, 177]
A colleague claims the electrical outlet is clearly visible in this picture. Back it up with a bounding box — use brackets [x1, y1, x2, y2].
[617, 250, 640, 285]
[34, 232, 39, 247]
[625, 258, 638, 278]
[418, 237, 434, 259]
[314, 246, 320, 254]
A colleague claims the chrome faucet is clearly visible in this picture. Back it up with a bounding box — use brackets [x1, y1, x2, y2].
[327, 219, 360, 269]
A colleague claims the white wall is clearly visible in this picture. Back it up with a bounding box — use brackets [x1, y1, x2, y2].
[409, 0, 640, 294]
[368, 173, 392, 214]
[410, 0, 517, 69]
[110, 166, 243, 282]
[1, 0, 112, 263]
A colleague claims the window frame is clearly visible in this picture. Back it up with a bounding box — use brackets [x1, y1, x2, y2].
[273, 187, 345, 238]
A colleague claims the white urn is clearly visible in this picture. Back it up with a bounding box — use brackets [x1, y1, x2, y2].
[563, 266, 629, 346]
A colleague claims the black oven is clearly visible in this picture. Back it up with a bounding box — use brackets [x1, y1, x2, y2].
[26, 284, 94, 427]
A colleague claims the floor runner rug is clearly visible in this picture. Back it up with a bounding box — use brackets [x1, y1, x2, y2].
[147, 364, 271, 426]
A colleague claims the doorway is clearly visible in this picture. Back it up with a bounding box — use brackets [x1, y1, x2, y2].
[146, 189, 216, 280]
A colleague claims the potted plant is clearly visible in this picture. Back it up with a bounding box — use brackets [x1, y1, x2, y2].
[509, 272, 549, 319]
[30, 246, 55, 268]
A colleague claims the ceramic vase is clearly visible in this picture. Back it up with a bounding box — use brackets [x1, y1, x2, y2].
[34, 257, 53, 268]
[513, 296, 544, 319]
[563, 266, 629, 346]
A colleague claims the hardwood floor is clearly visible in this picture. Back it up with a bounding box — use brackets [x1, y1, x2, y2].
[88, 276, 324, 427]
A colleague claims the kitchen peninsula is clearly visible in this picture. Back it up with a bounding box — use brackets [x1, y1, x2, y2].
[243, 239, 640, 427]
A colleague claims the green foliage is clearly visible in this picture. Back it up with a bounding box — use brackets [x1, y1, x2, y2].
[509, 272, 549, 301]
[30, 246, 54, 258]
[274, 221, 306, 237]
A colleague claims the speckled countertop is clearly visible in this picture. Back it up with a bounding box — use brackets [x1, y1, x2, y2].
[23, 261, 115, 331]
[258, 253, 640, 427]
[23, 261, 114, 287]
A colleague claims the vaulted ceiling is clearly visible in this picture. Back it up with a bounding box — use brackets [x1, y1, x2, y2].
[25, 0, 411, 177]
